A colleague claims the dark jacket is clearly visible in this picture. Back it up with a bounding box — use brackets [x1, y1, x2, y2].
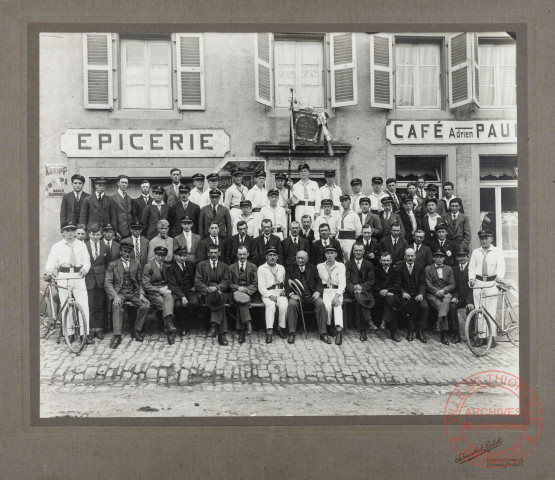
[104, 257, 144, 299]
[378, 235, 409, 265]
[142, 260, 170, 296]
[228, 261, 259, 300]
[412, 243, 434, 268]
[196, 235, 226, 263]
[354, 236, 380, 267]
[198, 204, 232, 239]
[141, 203, 170, 240]
[251, 234, 283, 266]
[120, 236, 150, 268]
[225, 233, 254, 265]
[168, 201, 201, 236]
[398, 209, 420, 245]
[79, 193, 117, 231]
[131, 195, 153, 224]
[374, 265, 401, 294]
[60, 191, 89, 227]
[299, 227, 315, 245]
[396, 262, 427, 296]
[427, 238, 458, 267]
[85, 240, 109, 289]
[311, 238, 344, 265]
[285, 263, 323, 297]
[112, 192, 134, 238]
[194, 260, 230, 295]
[452, 263, 473, 306]
[281, 236, 311, 270]
[166, 260, 197, 298]
[345, 258, 375, 297]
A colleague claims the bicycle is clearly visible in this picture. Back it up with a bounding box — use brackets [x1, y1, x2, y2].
[39, 276, 89, 354]
[464, 280, 519, 356]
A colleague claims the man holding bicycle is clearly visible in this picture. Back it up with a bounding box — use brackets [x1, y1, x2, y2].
[44, 221, 91, 342]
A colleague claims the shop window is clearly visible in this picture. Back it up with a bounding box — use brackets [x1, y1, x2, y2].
[394, 155, 444, 196]
[479, 42, 516, 108]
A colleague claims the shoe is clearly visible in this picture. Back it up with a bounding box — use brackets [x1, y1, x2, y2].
[379, 321, 386, 331]
[245, 321, 253, 335]
[166, 332, 175, 345]
[360, 330, 368, 342]
[441, 333, 450, 346]
[287, 333, 295, 344]
[416, 330, 428, 344]
[452, 333, 461, 344]
[277, 327, 287, 339]
[238, 330, 245, 344]
[56, 335, 64, 344]
[85, 335, 95, 345]
[218, 334, 229, 346]
[335, 331, 343, 346]
[134, 330, 144, 342]
[320, 333, 332, 344]
[407, 331, 414, 342]
[166, 320, 177, 333]
[391, 333, 401, 343]
[432, 322, 440, 333]
[491, 337, 497, 348]
[326, 325, 336, 337]
[95, 330, 104, 341]
[207, 323, 217, 337]
[368, 323, 377, 331]
[110, 335, 122, 349]
[266, 330, 273, 343]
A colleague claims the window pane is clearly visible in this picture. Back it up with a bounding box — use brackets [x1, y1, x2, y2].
[479, 42, 516, 106]
[479, 156, 518, 180]
[299, 42, 323, 107]
[126, 41, 145, 63]
[149, 41, 170, 64]
[274, 42, 296, 107]
[396, 42, 439, 108]
[501, 187, 518, 251]
[480, 188, 497, 243]
[479, 85, 494, 106]
[480, 66, 494, 86]
[122, 41, 147, 108]
[395, 156, 443, 182]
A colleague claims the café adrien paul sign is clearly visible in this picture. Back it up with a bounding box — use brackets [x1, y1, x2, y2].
[386, 120, 517, 144]
[61, 129, 230, 157]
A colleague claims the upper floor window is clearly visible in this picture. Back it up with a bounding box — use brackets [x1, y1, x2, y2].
[479, 42, 516, 107]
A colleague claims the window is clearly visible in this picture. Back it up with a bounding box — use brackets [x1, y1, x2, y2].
[395, 156, 444, 196]
[479, 42, 516, 107]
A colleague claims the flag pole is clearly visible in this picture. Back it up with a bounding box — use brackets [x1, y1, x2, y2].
[287, 88, 295, 238]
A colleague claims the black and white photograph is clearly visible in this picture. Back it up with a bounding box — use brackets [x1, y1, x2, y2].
[39, 30, 519, 418]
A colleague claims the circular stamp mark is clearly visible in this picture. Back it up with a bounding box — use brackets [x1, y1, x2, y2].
[443, 370, 541, 469]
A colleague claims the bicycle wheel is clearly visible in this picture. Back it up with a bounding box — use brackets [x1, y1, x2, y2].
[62, 301, 88, 353]
[504, 300, 519, 347]
[465, 309, 492, 356]
[39, 292, 56, 339]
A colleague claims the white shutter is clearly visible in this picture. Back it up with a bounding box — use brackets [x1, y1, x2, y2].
[447, 32, 473, 108]
[255, 33, 273, 106]
[176, 33, 205, 110]
[330, 32, 357, 107]
[472, 32, 480, 107]
[83, 33, 113, 110]
[370, 33, 393, 109]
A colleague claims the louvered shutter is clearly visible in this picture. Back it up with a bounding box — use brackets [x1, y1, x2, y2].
[330, 33, 357, 107]
[176, 33, 205, 110]
[370, 33, 393, 109]
[447, 32, 474, 108]
[83, 33, 113, 110]
[255, 33, 273, 106]
[472, 32, 480, 107]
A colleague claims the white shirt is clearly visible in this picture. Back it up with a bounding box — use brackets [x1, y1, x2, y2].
[427, 213, 441, 230]
[291, 180, 321, 210]
[259, 205, 287, 232]
[349, 192, 366, 214]
[468, 245, 505, 281]
[199, 188, 224, 208]
[233, 214, 258, 236]
[179, 230, 192, 249]
[117, 189, 128, 199]
[339, 210, 362, 236]
[442, 196, 455, 210]
[45, 239, 91, 274]
[257, 263, 286, 298]
[407, 209, 417, 231]
[369, 191, 388, 212]
[319, 183, 342, 209]
[313, 213, 341, 240]
[188, 187, 205, 205]
[224, 183, 249, 208]
[317, 261, 346, 294]
[276, 188, 290, 209]
[246, 185, 268, 210]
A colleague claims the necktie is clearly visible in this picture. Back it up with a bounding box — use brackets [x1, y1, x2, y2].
[144, 196, 148, 205]
[183, 234, 188, 249]
[157, 204, 162, 213]
[393, 238, 397, 246]
[124, 193, 128, 207]
[408, 265, 413, 275]
[294, 237, 297, 245]
[94, 242, 98, 260]
[123, 261, 129, 271]
[134, 238, 140, 261]
[240, 262, 244, 272]
[98, 194, 102, 207]
[416, 244, 420, 252]
[213, 205, 217, 217]
[357, 261, 361, 271]
[303, 184, 309, 199]
[265, 237, 268, 245]
[214, 237, 218, 246]
[482, 251, 489, 276]
[239, 235, 244, 245]
[385, 213, 390, 220]
[76, 193, 80, 202]
[212, 261, 217, 274]
[440, 241, 444, 247]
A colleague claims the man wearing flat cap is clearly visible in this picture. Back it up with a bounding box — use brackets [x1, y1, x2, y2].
[369, 176, 388, 215]
[173, 216, 200, 264]
[168, 184, 200, 237]
[188, 173, 206, 205]
[60, 173, 89, 227]
[290, 163, 321, 222]
[164, 168, 184, 207]
[199, 173, 225, 208]
[246, 170, 269, 226]
[198, 189, 232, 240]
[79, 176, 117, 232]
[224, 168, 249, 228]
[121, 221, 150, 268]
[319, 170, 342, 214]
[142, 185, 170, 240]
[259, 189, 287, 239]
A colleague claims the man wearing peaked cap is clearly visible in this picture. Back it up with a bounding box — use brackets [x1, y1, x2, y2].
[198, 189, 232, 240]
[199, 173, 224, 208]
[79, 175, 117, 232]
[274, 172, 292, 212]
[358, 196, 383, 240]
[164, 168, 183, 207]
[146, 219, 173, 264]
[313, 198, 340, 241]
[349, 178, 365, 214]
[101, 223, 121, 266]
[232, 199, 258, 237]
[369, 176, 388, 215]
[320, 169, 342, 214]
[427, 222, 457, 267]
[172, 216, 201, 264]
[448, 247, 473, 345]
[224, 167, 249, 228]
[168, 183, 200, 237]
[290, 163, 321, 222]
[246, 170, 268, 226]
[420, 196, 443, 244]
[379, 196, 405, 239]
[60, 173, 90, 227]
[121, 220, 150, 268]
[337, 194, 362, 261]
[423, 183, 446, 216]
[141, 185, 170, 240]
[259, 189, 287, 239]
[189, 173, 206, 205]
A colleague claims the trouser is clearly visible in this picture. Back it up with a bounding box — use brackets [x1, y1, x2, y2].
[203, 292, 228, 334]
[350, 299, 372, 331]
[112, 290, 149, 335]
[377, 296, 400, 335]
[426, 293, 452, 331]
[87, 284, 105, 330]
[262, 292, 288, 329]
[473, 280, 499, 336]
[56, 273, 89, 335]
[173, 291, 200, 330]
[403, 296, 429, 331]
[287, 296, 327, 334]
[294, 205, 317, 222]
[322, 288, 343, 328]
[338, 238, 355, 261]
[448, 304, 462, 334]
[148, 291, 174, 318]
[234, 304, 252, 329]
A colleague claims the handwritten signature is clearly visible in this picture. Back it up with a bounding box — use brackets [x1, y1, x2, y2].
[455, 437, 503, 464]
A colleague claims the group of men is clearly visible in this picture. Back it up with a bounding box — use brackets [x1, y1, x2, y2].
[45, 165, 505, 349]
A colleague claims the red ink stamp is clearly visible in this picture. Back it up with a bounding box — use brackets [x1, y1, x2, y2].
[443, 370, 541, 468]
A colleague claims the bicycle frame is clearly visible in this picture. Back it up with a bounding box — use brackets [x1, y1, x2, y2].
[471, 281, 514, 334]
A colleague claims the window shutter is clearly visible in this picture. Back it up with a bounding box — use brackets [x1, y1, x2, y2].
[83, 33, 113, 110]
[370, 33, 393, 109]
[175, 33, 205, 110]
[472, 32, 480, 107]
[255, 33, 273, 106]
[330, 32, 357, 107]
[447, 32, 474, 108]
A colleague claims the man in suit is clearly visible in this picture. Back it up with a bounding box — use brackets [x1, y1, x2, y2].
[442, 197, 471, 250]
[398, 196, 420, 244]
[355, 224, 380, 267]
[197, 222, 226, 263]
[104, 242, 150, 349]
[379, 197, 405, 238]
[385, 178, 402, 212]
[194, 243, 230, 346]
[397, 248, 429, 343]
[225, 220, 254, 265]
[415, 176, 428, 200]
[412, 229, 434, 268]
[285, 250, 328, 344]
[199, 173, 225, 208]
[167, 246, 199, 337]
[198, 189, 232, 240]
[299, 214, 316, 245]
[60, 174, 89, 227]
[101, 224, 121, 263]
[312, 223, 344, 265]
[121, 221, 150, 268]
[142, 185, 170, 240]
[142, 246, 177, 344]
[448, 248, 473, 344]
[379, 222, 409, 265]
[421, 184, 446, 217]
[425, 250, 456, 345]
[163, 168, 183, 207]
[440, 182, 465, 214]
[358, 197, 382, 240]
[345, 243, 375, 341]
[281, 221, 310, 270]
[79, 176, 117, 232]
[374, 252, 402, 342]
[405, 183, 423, 214]
[227, 246, 258, 343]
[420, 197, 443, 245]
[131, 180, 153, 224]
[168, 185, 201, 237]
[428, 223, 457, 267]
[111, 174, 134, 240]
[251, 219, 283, 266]
[313, 198, 340, 240]
[173, 216, 201, 264]
[84, 223, 108, 343]
[146, 219, 174, 265]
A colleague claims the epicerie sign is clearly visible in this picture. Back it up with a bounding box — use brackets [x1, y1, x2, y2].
[386, 120, 517, 144]
[61, 129, 230, 157]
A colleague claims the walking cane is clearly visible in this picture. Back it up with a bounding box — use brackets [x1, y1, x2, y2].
[288, 279, 308, 339]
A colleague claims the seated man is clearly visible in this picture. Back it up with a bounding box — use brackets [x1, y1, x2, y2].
[167, 246, 199, 337]
[449, 248, 474, 344]
[373, 252, 402, 342]
[227, 246, 258, 343]
[194, 243, 230, 346]
[285, 250, 329, 344]
[257, 246, 288, 343]
[142, 246, 177, 344]
[104, 242, 150, 348]
[345, 242, 375, 341]
[425, 250, 456, 345]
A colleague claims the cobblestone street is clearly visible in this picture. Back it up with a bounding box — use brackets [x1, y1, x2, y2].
[40, 320, 519, 417]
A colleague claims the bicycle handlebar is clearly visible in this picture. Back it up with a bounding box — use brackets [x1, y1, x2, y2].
[468, 280, 512, 291]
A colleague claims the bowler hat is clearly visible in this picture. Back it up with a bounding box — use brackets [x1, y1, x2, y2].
[205, 291, 225, 310]
[385, 294, 402, 311]
[355, 290, 375, 309]
[400, 298, 419, 321]
[233, 291, 251, 306]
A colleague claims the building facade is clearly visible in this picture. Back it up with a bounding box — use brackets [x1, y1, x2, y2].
[40, 31, 518, 283]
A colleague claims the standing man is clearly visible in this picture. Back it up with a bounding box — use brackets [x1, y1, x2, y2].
[449, 248, 473, 344]
[337, 194, 362, 261]
[385, 178, 401, 212]
[355, 224, 380, 267]
[112, 174, 133, 240]
[349, 178, 365, 214]
[251, 219, 283, 266]
[168, 185, 200, 237]
[299, 215, 316, 245]
[358, 197, 383, 240]
[313, 199, 340, 240]
[373, 252, 402, 342]
[369, 176, 387, 215]
[245, 170, 268, 226]
[146, 219, 174, 264]
[281, 221, 310, 270]
[291, 163, 321, 222]
[141, 185, 170, 240]
[198, 189, 232, 240]
[422, 184, 445, 217]
[379, 197, 405, 238]
[405, 183, 423, 214]
[227, 246, 258, 343]
[319, 170, 342, 213]
[257, 246, 288, 343]
[312, 223, 344, 265]
[225, 220, 254, 265]
[428, 223, 457, 267]
[259, 190, 287, 239]
[274, 173, 291, 211]
[416, 176, 427, 200]
[420, 197, 443, 244]
[379, 222, 409, 265]
[163, 168, 183, 207]
[172, 216, 201, 264]
[199, 173, 225, 208]
[317, 245, 347, 345]
[233, 200, 258, 237]
[197, 222, 226, 263]
[440, 182, 464, 213]
[398, 196, 420, 244]
[60, 174, 89, 227]
[188, 173, 206, 205]
[224, 168, 249, 228]
[442, 198, 471, 250]
[425, 250, 456, 345]
[121, 221, 149, 268]
[345, 243, 375, 341]
[101, 224, 120, 263]
[285, 250, 328, 344]
[79, 176, 117, 232]
[104, 243, 150, 348]
[412, 229, 434, 268]
[132, 180, 153, 224]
